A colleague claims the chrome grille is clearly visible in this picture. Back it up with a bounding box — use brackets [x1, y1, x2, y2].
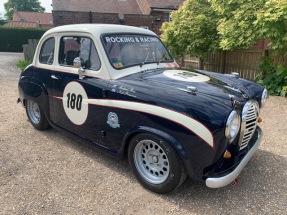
[239, 101, 259, 150]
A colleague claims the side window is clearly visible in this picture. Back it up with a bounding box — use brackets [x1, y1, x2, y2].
[39, 37, 55, 65]
[59, 36, 101, 71]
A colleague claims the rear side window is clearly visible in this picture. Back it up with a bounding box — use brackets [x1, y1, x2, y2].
[59, 36, 101, 71]
[39, 37, 55, 65]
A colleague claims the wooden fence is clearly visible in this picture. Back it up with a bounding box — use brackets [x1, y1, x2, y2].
[23, 39, 39, 62]
[184, 49, 269, 81]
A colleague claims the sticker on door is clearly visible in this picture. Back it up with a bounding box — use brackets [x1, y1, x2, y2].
[63, 81, 88, 125]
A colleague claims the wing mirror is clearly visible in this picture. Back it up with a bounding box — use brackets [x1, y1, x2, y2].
[73, 57, 85, 79]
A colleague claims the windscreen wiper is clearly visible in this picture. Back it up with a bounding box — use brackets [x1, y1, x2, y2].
[157, 53, 167, 65]
[140, 49, 150, 67]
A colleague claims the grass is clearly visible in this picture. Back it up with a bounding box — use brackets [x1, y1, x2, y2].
[16, 59, 32, 70]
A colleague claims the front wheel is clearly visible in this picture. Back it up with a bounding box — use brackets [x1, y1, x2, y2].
[128, 133, 186, 194]
[25, 100, 50, 130]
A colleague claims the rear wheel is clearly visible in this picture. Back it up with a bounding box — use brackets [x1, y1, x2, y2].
[25, 100, 49, 130]
[128, 133, 186, 193]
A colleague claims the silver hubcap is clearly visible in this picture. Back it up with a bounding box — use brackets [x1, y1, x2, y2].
[27, 100, 40, 124]
[134, 139, 169, 184]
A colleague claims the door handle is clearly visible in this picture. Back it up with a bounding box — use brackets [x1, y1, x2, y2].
[51, 75, 60, 80]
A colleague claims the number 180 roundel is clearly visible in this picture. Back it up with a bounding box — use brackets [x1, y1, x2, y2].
[63, 82, 88, 125]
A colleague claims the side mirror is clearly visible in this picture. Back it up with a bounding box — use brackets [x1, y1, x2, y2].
[73, 57, 85, 79]
[73, 57, 84, 68]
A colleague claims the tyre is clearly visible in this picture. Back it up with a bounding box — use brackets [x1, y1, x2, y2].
[128, 133, 187, 194]
[25, 100, 50, 130]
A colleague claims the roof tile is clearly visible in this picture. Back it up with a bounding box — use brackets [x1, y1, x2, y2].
[13, 11, 53, 25]
[4, 21, 38, 28]
[147, 0, 184, 9]
[53, 0, 142, 14]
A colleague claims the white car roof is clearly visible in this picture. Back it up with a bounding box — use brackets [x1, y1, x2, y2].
[36, 24, 173, 80]
[44, 24, 157, 37]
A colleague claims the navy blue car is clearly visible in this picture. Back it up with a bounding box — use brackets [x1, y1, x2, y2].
[18, 24, 268, 193]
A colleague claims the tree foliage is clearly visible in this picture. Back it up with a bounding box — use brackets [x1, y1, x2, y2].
[161, 0, 287, 57]
[161, 0, 220, 58]
[4, 0, 45, 20]
[212, 0, 287, 53]
[256, 57, 287, 96]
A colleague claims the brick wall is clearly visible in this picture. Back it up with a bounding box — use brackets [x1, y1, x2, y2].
[52, 11, 168, 35]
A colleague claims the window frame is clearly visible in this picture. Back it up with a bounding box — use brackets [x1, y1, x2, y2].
[39, 37, 55, 65]
[58, 35, 101, 71]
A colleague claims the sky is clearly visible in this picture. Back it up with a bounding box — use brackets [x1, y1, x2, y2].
[0, 0, 52, 13]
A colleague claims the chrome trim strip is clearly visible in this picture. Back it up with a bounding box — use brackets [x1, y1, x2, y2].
[206, 127, 262, 188]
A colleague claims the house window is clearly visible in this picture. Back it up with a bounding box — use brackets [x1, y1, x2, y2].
[164, 13, 171, 22]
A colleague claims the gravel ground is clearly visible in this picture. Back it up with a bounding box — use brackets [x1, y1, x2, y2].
[0, 52, 286, 214]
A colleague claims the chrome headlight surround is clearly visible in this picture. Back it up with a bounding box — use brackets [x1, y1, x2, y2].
[225, 110, 241, 142]
[261, 88, 268, 108]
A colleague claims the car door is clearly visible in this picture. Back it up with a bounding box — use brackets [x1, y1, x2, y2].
[50, 34, 110, 146]
[32, 36, 56, 122]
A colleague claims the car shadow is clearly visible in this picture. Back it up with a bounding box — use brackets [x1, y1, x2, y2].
[42, 128, 287, 213]
[41, 128, 135, 180]
[163, 149, 287, 213]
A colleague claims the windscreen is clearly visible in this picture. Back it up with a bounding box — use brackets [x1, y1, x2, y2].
[102, 34, 173, 69]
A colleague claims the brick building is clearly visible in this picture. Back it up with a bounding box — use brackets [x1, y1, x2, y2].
[52, 0, 184, 34]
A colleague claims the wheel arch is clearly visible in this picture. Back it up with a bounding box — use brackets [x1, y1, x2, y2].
[120, 126, 188, 160]
[19, 80, 50, 121]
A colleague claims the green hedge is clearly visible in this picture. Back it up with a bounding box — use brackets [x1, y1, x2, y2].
[0, 27, 47, 52]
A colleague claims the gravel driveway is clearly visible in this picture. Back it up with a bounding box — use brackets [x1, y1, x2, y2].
[0, 52, 286, 214]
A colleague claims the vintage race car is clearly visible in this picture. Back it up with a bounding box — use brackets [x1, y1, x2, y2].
[18, 24, 268, 193]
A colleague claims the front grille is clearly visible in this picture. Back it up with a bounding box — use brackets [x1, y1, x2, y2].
[239, 101, 259, 150]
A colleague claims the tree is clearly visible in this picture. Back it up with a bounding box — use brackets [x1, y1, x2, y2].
[161, 0, 287, 57]
[212, 0, 287, 53]
[0, 19, 7, 26]
[161, 0, 221, 59]
[4, 0, 45, 20]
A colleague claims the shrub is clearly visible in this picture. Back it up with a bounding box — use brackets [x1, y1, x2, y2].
[0, 27, 46, 52]
[16, 60, 32, 71]
[256, 57, 287, 96]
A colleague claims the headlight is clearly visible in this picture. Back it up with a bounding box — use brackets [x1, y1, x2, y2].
[225, 111, 241, 141]
[261, 88, 268, 108]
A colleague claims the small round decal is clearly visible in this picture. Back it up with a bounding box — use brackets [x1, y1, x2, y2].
[163, 70, 210, 82]
[107, 112, 120, 128]
[63, 82, 88, 125]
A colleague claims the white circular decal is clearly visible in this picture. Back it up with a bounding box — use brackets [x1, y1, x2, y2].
[163, 70, 210, 82]
[63, 82, 88, 125]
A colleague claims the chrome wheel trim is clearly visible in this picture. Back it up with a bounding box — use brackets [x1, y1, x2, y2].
[27, 100, 41, 124]
[133, 139, 170, 184]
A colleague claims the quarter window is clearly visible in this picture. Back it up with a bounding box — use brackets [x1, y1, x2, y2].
[59, 36, 101, 71]
[39, 37, 55, 65]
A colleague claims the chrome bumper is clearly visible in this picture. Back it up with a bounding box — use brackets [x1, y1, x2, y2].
[206, 127, 262, 188]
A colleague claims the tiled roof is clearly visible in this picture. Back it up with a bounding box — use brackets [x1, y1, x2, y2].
[52, 0, 184, 15]
[135, 0, 184, 14]
[13, 11, 53, 25]
[136, 0, 151, 14]
[4, 21, 38, 28]
[52, 0, 142, 14]
[147, 0, 184, 9]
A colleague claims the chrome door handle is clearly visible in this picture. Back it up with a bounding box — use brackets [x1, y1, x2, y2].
[51, 75, 60, 80]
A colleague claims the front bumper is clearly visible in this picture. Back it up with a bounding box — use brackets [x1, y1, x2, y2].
[206, 127, 262, 188]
